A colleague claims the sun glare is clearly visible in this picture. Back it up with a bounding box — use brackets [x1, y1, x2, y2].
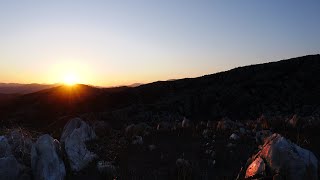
[63, 73, 78, 85]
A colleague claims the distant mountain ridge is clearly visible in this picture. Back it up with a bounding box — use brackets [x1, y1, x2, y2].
[0, 83, 59, 94]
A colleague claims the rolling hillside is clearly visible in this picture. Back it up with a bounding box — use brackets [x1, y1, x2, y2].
[1, 54, 320, 130]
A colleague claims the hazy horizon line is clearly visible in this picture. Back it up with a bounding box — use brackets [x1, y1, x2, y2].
[1, 54, 319, 87]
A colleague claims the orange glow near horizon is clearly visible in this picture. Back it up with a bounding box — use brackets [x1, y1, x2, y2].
[63, 73, 78, 86]
[48, 59, 91, 85]
[0, 57, 220, 87]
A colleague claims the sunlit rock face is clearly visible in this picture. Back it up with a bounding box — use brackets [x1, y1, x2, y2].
[61, 118, 97, 172]
[0, 136, 25, 180]
[245, 157, 265, 178]
[245, 133, 318, 180]
[31, 134, 66, 180]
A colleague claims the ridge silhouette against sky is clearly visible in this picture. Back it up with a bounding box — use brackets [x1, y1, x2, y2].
[0, 0, 319, 86]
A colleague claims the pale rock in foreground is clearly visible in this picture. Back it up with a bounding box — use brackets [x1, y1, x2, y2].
[0, 136, 25, 180]
[31, 134, 66, 180]
[60, 117, 96, 143]
[245, 133, 318, 180]
[61, 118, 97, 172]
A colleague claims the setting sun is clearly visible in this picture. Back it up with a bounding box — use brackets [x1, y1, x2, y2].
[63, 73, 78, 85]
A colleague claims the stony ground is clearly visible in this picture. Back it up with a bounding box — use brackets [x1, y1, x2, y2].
[1, 114, 319, 180]
[78, 115, 320, 180]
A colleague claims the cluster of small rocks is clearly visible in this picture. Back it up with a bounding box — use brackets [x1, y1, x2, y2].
[0, 117, 117, 180]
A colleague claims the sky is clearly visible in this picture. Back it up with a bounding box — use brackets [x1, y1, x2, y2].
[0, 0, 319, 86]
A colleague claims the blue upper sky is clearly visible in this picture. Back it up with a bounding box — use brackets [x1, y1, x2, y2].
[0, 0, 319, 86]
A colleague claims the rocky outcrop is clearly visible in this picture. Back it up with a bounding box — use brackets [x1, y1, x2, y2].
[61, 118, 97, 172]
[0, 136, 25, 180]
[31, 134, 66, 180]
[245, 133, 318, 180]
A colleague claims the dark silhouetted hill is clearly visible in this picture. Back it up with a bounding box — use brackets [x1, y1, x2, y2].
[0, 93, 19, 104]
[1, 55, 320, 130]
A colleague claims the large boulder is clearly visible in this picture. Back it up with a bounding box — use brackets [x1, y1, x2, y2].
[60, 118, 96, 143]
[245, 133, 318, 180]
[0, 136, 25, 180]
[31, 134, 66, 180]
[61, 118, 97, 172]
